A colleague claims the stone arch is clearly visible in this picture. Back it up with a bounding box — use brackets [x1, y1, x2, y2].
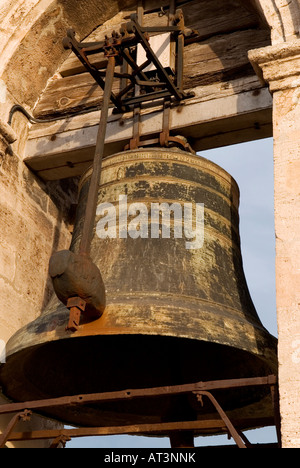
[1, 0, 300, 116]
[0, 0, 136, 114]
[246, 0, 300, 43]
[0, 0, 300, 450]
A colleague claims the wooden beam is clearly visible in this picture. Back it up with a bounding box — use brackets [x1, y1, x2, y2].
[25, 83, 273, 180]
[58, 0, 260, 79]
[34, 29, 270, 118]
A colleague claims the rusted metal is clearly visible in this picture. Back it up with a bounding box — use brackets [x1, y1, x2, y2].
[3, 418, 276, 445]
[236, 429, 253, 448]
[62, 7, 195, 155]
[128, 3, 143, 152]
[129, 105, 141, 150]
[0, 376, 280, 448]
[79, 55, 115, 256]
[48, 50, 115, 331]
[0, 410, 32, 448]
[48, 53, 115, 331]
[159, 99, 171, 147]
[194, 391, 247, 448]
[49, 250, 106, 322]
[128, 14, 183, 102]
[125, 101, 195, 152]
[270, 380, 282, 448]
[63, 30, 126, 113]
[66, 297, 87, 332]
[49, 55, 115, 333]
[49, 435, 71, 449]
[177, 33, 184, 92]
[62, 9, 194, 115]
[0, 376, 278, 417]
[158, 100, 193, 151]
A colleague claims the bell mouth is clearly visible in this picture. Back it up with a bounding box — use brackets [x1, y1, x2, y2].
[0, 333, 277, 434]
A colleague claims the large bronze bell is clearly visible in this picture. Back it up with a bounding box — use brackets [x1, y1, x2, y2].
[0, 148, 277, 434]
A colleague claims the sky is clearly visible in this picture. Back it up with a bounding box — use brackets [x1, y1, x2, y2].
[66, 137, 278, 448]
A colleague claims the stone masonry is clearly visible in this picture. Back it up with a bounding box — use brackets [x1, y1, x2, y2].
[0, 0, 300, 448]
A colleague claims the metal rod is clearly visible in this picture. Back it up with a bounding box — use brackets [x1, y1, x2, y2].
[120, 48, 151, 83]
[131, 17, 183, 101]
[0, 376, 277, 416]
[270, 382, 282, 448]
[6, 417, 276, 443]
[177, 33, 184, 92]
[64, 34, 125, 113]
[0, 411, 32, 448]
[196, 391, 247, 448]
[123, 89, 173, 105]
[0, 377, 279, 448]
[8, 104, 102, 126]
[79, 55, 115, 256]
[49, 435, 71, 448]
[169, 0, 176, 18]
[236, 429, 253, 448]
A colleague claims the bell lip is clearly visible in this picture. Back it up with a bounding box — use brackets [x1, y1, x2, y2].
[0, 332, 277, 433]
[2, 296, 278, 375]
[3, 330, 278, 372]
[0, 334, 278, 386]
[78, 147, 240, 200]
[0, 299, 278, 431]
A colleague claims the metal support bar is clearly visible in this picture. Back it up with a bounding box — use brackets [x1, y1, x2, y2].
[0, 376, 280, 448]
[177, 33, 184, 92]
[0, 411, 32, 448]
[122, 89, 173, 105]
[63, 31, 126, 113]
[49, 435, 71, 448]
[79, 55, 115, 256]
[270, 381, 282, 448]
[236, 429, 253, 448]
[194, 391, 247, 448]
[65, 297, 87, 332]
[0, 376, 278, 416]
[2, 418, 275, 445]
[62, 7, 194, 117]
[120, 49, 151, 86]
[160, 99, 171, 147]
[130, 105, 141, 150]
[129, 16, 183, 101]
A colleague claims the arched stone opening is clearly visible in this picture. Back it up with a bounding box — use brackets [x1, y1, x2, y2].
[0, 0, 299, 449]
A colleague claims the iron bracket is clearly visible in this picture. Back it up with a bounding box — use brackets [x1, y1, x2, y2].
[193, 391, 248, 448]
[0, 375, 281, 449]
[65, 296, 87, 332]
[0, 410, 32, 449]
[62, 9, 195, 115]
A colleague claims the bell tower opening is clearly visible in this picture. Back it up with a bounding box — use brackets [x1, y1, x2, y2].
[0, 0, 286, 450]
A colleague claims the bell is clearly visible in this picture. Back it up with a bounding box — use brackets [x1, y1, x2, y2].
[0, 148, 277, 435]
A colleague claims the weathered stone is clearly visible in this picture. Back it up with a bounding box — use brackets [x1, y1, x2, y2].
[0, 0, 299, 449]
[0, 87, 75, 447]
[250, 40, 300, 448]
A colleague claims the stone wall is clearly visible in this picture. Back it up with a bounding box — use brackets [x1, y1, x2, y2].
[0, 113, 77, 446]
[249, 41, 300, 448]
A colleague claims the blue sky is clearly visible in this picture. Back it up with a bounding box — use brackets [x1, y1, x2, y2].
[66, 137, 278, 448]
